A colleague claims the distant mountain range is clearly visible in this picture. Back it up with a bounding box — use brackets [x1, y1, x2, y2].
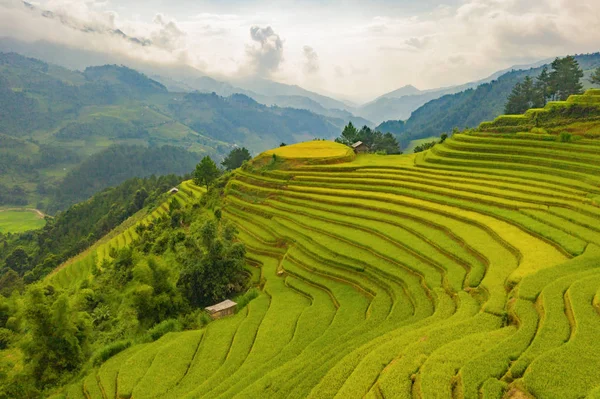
[376, 53, 600, 147]
[0, 36, 559, 126]
[0, 52, 349, 210]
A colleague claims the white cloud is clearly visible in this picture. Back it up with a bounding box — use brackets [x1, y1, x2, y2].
[302, 46, 319, 75]
[1, 0, 599, 101]
[244, 25, 284, 77]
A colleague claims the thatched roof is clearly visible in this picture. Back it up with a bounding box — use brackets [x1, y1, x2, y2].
[169, 187, 179, 193]
[351, 141, 364, 148]
[205, 299, 237, 313]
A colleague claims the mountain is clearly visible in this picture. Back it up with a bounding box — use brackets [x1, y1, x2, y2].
[372, 84, 422, 101]
[0, 38, 368, 125]
[359, 59, 557, 123]
[391, 52, 600, 146]
[0, 52, 348, 211]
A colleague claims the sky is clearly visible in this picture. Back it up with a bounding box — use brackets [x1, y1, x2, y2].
[1, 0, 599, 102]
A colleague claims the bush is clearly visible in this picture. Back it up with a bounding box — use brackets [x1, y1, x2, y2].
[235, 288, 259, 312]
[558, 132, 572, 142]
[145, 318, 182, 342]
[91, 340, 131, 366]
[0, 328, 12, 349]
[198, 312, 212, 327]
[413, 141, 437, 153]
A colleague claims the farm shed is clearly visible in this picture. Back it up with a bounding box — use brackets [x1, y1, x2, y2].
[351, 141, 368, 154]
[168, 187, 179, 194]
[205, 299, 237, 319]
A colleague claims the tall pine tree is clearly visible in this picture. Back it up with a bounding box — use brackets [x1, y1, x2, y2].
[549, 56, 584, 100]
[590, 67, 600, 86]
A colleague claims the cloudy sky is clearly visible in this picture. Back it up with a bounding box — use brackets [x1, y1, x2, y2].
[1, 0, 599, 102]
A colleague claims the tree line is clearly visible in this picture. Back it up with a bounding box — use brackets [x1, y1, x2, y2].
[505, 56, 597, 114]
[335, 122, 402, 154]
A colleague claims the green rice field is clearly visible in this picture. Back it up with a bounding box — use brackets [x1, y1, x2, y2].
[54, 90, 600, 398]
[0, 209, 46, 233]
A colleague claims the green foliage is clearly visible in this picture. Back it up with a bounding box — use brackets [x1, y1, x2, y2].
[91, 340, 131, 366]
[549, 55, 584, 100]
[222, 147, 252, 170]
[558, 132, 572, 142]
[0, 328, 12, 350]
[177, 219, 249, 307]
[395, 53, 600, 146]
[131, 258, 183, 326]
[505, 75, 546, 114]
[21, 286, 90, 388]
[590, 67, 600, 86]
[145, 319, 182, 342]
[51, 145, 199, 211]
[0, 174, 181, 288]
[335, 123, 401, 154]
[194, 156, 221, 190]
[413, 140, 437, 153]
[235, 288, 259, 312]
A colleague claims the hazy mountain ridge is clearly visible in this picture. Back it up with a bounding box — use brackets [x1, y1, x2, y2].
[0, 52, 347, 210]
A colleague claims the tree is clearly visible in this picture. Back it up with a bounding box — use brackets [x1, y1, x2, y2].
[548, 56, 584, 100]
[371, 132, 402, 154]
[221, 147, 251, 170]
[22, 286, 89, 388]
[505, 82, 527, 114]
[335, 122, 358, 146]
[5, 247, 30, 274]
[193, 156, 220, 190]
[535, 66, 551, 104]
[590, 67, 600, 86]
[177, 219, 248, 307]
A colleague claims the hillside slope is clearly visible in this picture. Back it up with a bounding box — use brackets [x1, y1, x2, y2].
[51, 90, 600, 399]
[0, 52, 348, 210]
[388, 53, 600, 147]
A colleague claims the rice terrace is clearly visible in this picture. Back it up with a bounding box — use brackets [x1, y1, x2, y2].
[36, 89, 600, 398]
[2, 1, 600, 398]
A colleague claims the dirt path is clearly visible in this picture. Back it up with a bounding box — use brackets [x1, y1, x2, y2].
[0, 207, 49, 219]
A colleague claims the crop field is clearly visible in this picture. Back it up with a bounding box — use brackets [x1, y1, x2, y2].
[59, 90, 600, 399]
[0, 209, 46, 233]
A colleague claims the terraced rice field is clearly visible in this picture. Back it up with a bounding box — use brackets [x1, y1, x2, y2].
[47, 180, 205, 290]
[63, 91, 600, 399]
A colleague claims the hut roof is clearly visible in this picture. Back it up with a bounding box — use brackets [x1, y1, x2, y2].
[205, 299, 237, 313]
[169, 187, 179, 193]
[351, 141, 364, 148]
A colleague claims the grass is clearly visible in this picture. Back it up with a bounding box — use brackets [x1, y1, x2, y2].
[0, 209, 46, 233]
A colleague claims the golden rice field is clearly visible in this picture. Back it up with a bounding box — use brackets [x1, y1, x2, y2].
[57, 90, 600, 399]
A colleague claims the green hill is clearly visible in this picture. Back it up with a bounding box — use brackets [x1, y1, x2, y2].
[0, 52, 347, 212]
[3, 91, 600, 399]
[381, 53, 600, 147]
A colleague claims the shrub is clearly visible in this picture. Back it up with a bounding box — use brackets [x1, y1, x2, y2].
[413, 141, 437, 153]
[0, 328, 12, 349]
[235, 288, 259, 312]
[558, 132, 572, 142]
[145, 318, 182, 342]
[91, 340, 131, 366]
[198, 312, 212, 327]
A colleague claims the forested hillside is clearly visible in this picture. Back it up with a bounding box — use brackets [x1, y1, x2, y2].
[0, 52, 348, 212]
[381, 53, 600, 147]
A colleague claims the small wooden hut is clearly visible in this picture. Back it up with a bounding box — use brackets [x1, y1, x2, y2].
[351, 141, 368, 154]
[168, 187, 179, 194]
[205, 299, 237, 319]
